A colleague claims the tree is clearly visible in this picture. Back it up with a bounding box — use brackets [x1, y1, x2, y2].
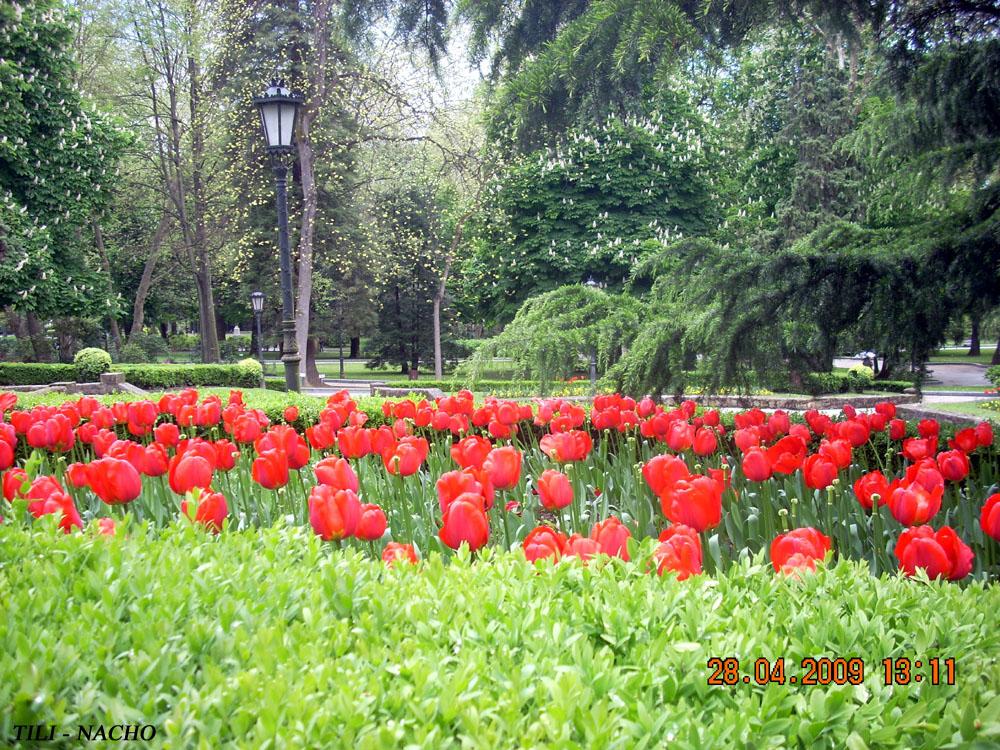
[0, 1, 127, 359]
[459, 99, 719, 325]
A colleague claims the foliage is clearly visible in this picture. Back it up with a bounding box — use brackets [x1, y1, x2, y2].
[116, 342, 147, 364]
[0, 0, 129, 317]
[2, 524, 1000, 747]
[168, 334, 201, 352]
[460, 108, 718, 324]
[988, 366, 1000, 389]
[465, 285, 642, 393]
[72, 347, 112, 382]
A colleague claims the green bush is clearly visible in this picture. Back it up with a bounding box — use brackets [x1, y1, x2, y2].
[72, 347, 112, 382]
[987, 365, 1000, 388]
[1, 524, 998, 748]
[128, 331, 170, 360]
[117, 342, 148, 363]
[167, 333, 200, 351]
[264, 377, 288, 392]
[0, 362, 76, 385]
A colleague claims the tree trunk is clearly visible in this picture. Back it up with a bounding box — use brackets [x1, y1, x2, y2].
[129, 212, 170, 339]
[969, 317, 981, 356]
[26, 313, 51, 362]
[306, 336, 321, 384]
[92, 217, 121, 352]
[434, 209, 475, 378]
[350, 335, 360, 359]
[293, 0, 332, 387]
[295, 122, 318, 383]
[992, 339, 1000, 366]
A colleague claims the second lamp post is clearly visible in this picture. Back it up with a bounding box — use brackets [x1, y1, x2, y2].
[254, 80, 303, 392]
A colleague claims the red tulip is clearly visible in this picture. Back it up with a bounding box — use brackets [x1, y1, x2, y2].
[653, 524, 702, 580]
[181, 490, 228, 533]
[450, 435, 493, 469]
[96, 517, 117, 536]
[314, 457, 359, 492]
[976, 421, 993, 447]
[949, 428, 979, 454]
[540, 430, 593, 462]
[232, 414, 263, 444]
[936, 449, 970, 483]
[902, 437, 937, 462]
[766, 435, 806, 475]
[917, 419, 940, 439]
[483, 446, 522, 490]
[888, 419, 906, 441]
[26, 476, 81, 533]
[334, 426, 369, 459]
[661, 475, 722, 532]
[853, 471, 889, 511]
[436, 469, 488, 513]
[168, 453, 213, 495]
[382, 436, 429, 476]
[537, 469, 573, 511]
[563, 533, 601, 562]
[356, 503, 388, 541]
[439, 495, 489, 551]
[666, 421, 694, 453]
[523, 526, 567, 562]
[3, 467, 28, 501]
[692, 427, 718, 456]
[887, 482, 943, 526]
[251, 450, 290, 490]
[590, 516, 631, 560]
[980, 494, 1000, 541]
[770, 527, 831, 574]
[895, 525, 973, 580]
[382, 541, 418, 566]
[87, 457, 142, 505]
[803, 453, 838, 490]
[642, 454, 690, 498]
[309, 486, 361, 541]
[283, 405, 299, 423]
[741, 448, 772, 482]
[904, 458, 944, 493]
[875, 401, 896, 419]
[818, 439, 852, 470]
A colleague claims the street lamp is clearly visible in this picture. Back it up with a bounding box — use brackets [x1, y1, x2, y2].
[250, 290, 264, 369]
[584, 276, 600, 391]
[254, 79, 303, 392]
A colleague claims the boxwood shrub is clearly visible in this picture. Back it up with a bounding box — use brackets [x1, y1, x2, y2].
[73, 347, 112, 382]
[1, 524, 998, 748]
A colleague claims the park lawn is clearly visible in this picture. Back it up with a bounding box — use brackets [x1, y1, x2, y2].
[930, 347, 997, 365]
[1, 522, 999, 749]
[923, 400, 1000, 421]
[922, 385, 996, 393]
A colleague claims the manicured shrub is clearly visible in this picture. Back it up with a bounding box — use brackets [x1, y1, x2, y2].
[0, 524, 997, 747]
[0, 362, 76, 385]
[72, 347, 112, 382]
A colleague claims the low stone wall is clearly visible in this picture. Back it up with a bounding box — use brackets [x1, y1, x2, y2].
[370, 383, 446, 400]
[895, 404, 986, 427]
[678, 393, 920, 410]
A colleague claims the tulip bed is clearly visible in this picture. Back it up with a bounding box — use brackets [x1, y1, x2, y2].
[3, 387, 1000, 746]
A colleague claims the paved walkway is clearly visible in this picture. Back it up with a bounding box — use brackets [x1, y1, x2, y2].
[834, 357, 990, 388]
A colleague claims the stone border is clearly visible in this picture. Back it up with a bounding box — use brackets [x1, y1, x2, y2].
[370, 383, 445, 400]
[670, 393, 920, 410]
[895, 404, 992, 427]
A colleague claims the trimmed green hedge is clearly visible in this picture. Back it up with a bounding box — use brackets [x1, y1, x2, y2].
[0, 363, 76, 385]
[1, 523, 999, 747]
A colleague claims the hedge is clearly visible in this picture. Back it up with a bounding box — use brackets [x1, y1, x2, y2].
[0, 362, 261, 388]
[0, 363, 76, 385]
[1, 523, 998, 748]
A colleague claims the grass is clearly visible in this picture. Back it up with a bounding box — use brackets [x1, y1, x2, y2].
[921, 400, 1000, 421]
[930, 347, 997, 365]
[922, 385, 995, 393]
[1, 522, 999, 748]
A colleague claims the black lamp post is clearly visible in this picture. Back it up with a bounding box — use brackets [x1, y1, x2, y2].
[254, 80, 303, 392]
[250, 290, 264, 369]
[584, 276, 600, 392]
